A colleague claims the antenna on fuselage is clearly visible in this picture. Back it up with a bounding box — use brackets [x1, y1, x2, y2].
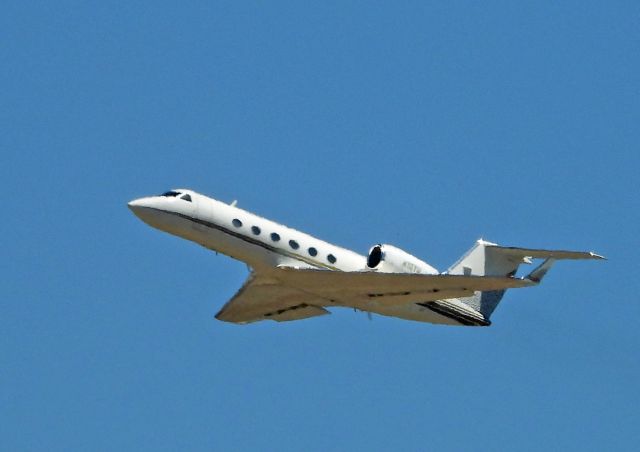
[230, 200, 238, 207]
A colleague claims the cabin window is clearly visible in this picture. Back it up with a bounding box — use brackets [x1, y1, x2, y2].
[232, 219, 242, 227]
[308, 247, 318, 257]
[180, 194, 192, 202]
[160, 191, 180, 197]
[251, 226, 261, 235]
[270, 232, 281, 242]
[327, 254, 337, 264]
[289, 240, 299, 250]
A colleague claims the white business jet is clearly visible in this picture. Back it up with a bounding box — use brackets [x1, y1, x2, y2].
[128, 189, 603, 326]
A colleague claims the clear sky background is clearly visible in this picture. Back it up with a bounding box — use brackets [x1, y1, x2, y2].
[2, 1, 638, 451]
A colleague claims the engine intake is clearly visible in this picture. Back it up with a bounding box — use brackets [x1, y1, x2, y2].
[366, 244, 438, 274]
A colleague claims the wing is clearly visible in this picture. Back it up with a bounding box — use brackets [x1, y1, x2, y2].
[215, 268, 534, 324]
[275, 268, 534, 307]
[215, 274, 330, 324]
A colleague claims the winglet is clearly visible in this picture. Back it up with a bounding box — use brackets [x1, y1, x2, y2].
[588, 252, 607, 260]
[526, 258, 556, 283]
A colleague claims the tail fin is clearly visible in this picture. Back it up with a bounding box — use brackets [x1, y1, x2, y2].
[446, 240, 604, 320]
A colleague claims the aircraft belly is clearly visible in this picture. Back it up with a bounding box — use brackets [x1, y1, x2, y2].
[364, 303, 463, 326]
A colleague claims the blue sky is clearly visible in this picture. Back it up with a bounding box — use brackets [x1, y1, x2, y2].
[2, 1, 638, 450]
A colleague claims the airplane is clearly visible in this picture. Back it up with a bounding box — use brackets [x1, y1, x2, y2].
[128, 189, 604, 327]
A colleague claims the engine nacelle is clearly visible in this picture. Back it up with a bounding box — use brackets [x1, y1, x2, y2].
[366, 244, 438, 274]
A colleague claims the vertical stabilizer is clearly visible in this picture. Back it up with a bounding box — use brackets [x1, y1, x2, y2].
[445, 240, 517, 319]
[447, 239, 527, 278]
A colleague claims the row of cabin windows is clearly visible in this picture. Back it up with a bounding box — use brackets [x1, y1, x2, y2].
[232, 218, 337, 264]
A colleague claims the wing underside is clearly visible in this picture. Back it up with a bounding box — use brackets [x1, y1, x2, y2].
[215, 275, 330, 323]
[215, 268, 534, 324]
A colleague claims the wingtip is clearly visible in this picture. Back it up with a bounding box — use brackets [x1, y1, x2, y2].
[590, 252, 607, 260]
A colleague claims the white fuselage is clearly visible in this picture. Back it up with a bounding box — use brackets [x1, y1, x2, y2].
[128, 189, 367, 273]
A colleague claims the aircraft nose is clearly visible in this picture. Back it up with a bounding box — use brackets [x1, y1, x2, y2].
[128, 196, 163, 227]
[128, 197, 147, 212]
[127, 197, 159, 220]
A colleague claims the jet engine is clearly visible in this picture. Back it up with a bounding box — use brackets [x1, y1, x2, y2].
[366, 244, 438, 274]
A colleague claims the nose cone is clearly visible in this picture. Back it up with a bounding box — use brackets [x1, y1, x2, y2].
[127, 197, 160, 225]
[128, 197, 149, 213]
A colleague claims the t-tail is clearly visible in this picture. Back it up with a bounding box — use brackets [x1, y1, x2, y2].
[446, 240, 605, 322]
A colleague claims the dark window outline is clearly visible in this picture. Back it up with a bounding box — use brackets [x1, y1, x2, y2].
[232, 219, 243, 228]
[327, 254, 337, 264]
[289, 240, 300, 250]
[180, 194, 192, 202]
[270, 232, 281, 242]
[251, 226, 261, 235]
[160, 191, 180, 197]
[308, 247, 318, 257]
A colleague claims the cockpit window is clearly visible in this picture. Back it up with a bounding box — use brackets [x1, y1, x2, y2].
[160, 191, 181, 197]
[180, 194, 192, 202]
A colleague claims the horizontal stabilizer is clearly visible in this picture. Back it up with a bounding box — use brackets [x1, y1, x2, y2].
[485, 244, 605, 261]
